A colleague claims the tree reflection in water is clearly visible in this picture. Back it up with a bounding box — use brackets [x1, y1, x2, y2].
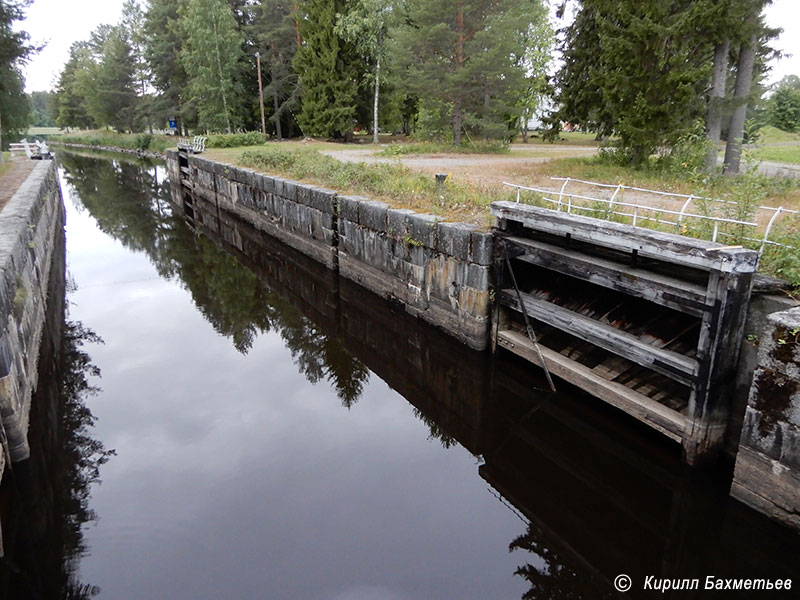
[1, 321, 113, 599]
[509, 522, 615, 600]
[58, 151, 369, 408]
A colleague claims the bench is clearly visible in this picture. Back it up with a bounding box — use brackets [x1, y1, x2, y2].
[177, 136, 207, 154]
[10, 139, 51, 160]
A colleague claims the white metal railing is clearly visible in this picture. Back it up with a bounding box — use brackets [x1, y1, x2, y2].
[503, 178, 798, 253]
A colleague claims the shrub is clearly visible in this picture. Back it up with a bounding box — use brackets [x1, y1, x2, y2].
[206, 132, 266, 148]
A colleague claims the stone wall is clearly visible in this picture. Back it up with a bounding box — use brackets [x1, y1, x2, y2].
[732, 306, 800, 530]
[0, 161, 65, 471]
[167, 150, 492, 349]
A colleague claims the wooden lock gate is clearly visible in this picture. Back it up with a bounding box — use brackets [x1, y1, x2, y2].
[490, 201, 759, 466]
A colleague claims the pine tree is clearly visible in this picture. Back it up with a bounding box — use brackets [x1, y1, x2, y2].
[53, 42, 96, 130]
[80, 26, 138, 132]
[293, 0, 362, 139]
[250, 0, 300, 140]
[553, 1, 723, 167]
[0, 0, 37, 159]
[396, 0, 546, 145]
[144, 0, 189, 132]
[768, 75, 800, 133]
[179, 0, 245, 133]
[121, 0, 152, 131]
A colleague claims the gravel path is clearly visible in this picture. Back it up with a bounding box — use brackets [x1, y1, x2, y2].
[321, 145, 598, 170]
[0, 158, 38, 213]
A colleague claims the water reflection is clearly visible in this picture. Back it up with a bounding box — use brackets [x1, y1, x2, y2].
[58, 151, 370, 409]
[55, 150, 800, 599]
[0, 204, 111, 598]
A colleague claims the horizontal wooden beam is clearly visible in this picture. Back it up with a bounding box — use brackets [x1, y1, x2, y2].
[492, 201, 759, 273]
[501, 235, 710, 317]
[500, 290, 698, 385]
[497, 329, 687, 441]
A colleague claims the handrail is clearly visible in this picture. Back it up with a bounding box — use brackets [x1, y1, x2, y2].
[502, 181, 797, 253]
[548, 176, 799, 216]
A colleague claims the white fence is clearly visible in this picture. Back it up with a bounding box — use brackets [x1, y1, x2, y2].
[503, 177, 798, 253]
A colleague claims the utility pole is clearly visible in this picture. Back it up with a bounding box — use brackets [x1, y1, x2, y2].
[255, 51, 266, 136]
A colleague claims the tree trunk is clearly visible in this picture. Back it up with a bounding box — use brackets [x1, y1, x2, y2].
[271, 45, 283, 141]
[724, 34, 757, 175]
[520, 113, 528, 143]
[373, 52, 380, 145]
[453, 5, 465, 146]
[0, 110, 4, 163]
[211, 7, 232, 133]
[705, 40, 729, 171]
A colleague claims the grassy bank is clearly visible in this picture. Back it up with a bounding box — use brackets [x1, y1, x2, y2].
[229, 146, 514, 226]
[753, 145, 800, 165]
[50, 130, 176, 153]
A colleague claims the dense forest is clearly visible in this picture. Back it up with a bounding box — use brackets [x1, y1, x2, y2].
[2, 0, 800, 172]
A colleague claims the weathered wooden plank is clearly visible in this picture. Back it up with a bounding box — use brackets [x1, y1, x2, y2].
[492, 201, 759, 273]
[683, 268, 755, 465]
[500, 290, 698, 385]
[502, 235, 709, 317]
[497, 329, 687, 441]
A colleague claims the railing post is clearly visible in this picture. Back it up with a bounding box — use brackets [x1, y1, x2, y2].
[609, 184, 623, 213]
[712, 221, 719, 243]
[632, 206, 638, 227]
[677, 195, 693, 232]
[557, 177, 570, 210]
[761, 207, 784, 253]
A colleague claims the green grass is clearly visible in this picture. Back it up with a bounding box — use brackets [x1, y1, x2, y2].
[758, 125, 800, 144]
[27, 126, 61, 135]
[753, 145, 800, 165]
[513, 130, 603, 146]
[379, 140, 509, 156]
[49, 130, 177, 153]
[236, 146, 514, 225]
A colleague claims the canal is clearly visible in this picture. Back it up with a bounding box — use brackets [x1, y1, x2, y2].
[20, 151, 800, 598]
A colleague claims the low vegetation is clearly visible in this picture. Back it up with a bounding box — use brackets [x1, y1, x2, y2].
[50, 130, 175, 153]
[237, 146, 513, 226]
[206, 132, 267, 148]
[380, 140, 509, 156]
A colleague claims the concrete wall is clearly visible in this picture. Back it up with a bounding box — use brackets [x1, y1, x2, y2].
[732, 306, 800, 529]
[167, 150, 492, 350]
[0, 161, 65, 471]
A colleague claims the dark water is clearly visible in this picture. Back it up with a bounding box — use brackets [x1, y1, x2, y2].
[31, 151, 800, 599]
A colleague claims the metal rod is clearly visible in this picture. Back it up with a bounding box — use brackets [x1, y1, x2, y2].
[504, 253, 557, 393]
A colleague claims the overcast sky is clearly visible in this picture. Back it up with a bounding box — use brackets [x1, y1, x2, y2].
[16, 0, 800, 93]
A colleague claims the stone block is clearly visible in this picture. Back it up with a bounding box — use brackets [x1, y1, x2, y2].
[408, 213, 441, 250]
[438, 222, 477, 261]
[360, 201, 389, 232]
[339, 195, 366, 223]
[255, 173, 275, 194]
[470, 231, 493, 266]
[387, 208, 414, 239]
[282, 179, 298, 202]
[309, 187, 338, 214]
[273, 177, 285, 199]
[295, 183, 312, 207]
